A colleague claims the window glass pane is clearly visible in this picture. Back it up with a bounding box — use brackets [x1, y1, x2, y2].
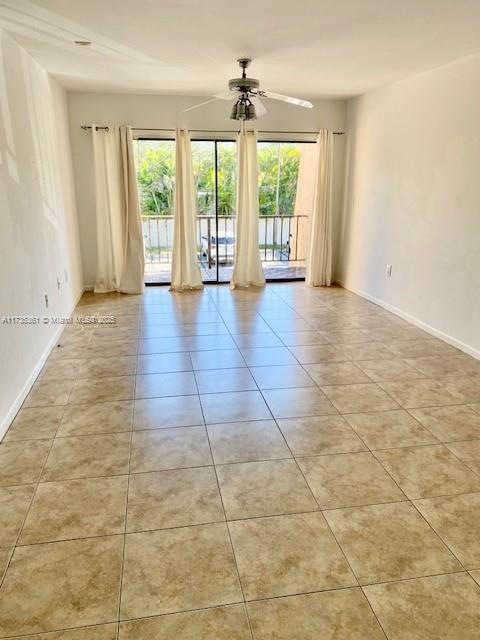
[191, 141, 216, 282]
[258, 142, 301, 216]
[217, 141, 236, 217]
[257, 141, 312, 280]
[217, 141, 236, 282]
[136, 140, 175, 215]
[135, 139, 175, 284]
[191, 141, 215, 216]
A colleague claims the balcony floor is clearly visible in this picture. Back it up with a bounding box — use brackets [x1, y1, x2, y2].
[144, 260, 306, 284]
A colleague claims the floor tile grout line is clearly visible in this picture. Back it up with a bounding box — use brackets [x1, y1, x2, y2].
[278, 339, 443, 638]
[40, 347, 480, 374]
[249, 384, 391, 639]
[6, 421, 480, 466]
[12, 396, 480, 430]
[426, 436, 480, 480]
[369, 437, 480, 488]
[8, 465, 480, 506]
[220, 309, 279, 427]
[7, 454, 480, 499]
[281, 428, 379, 615]
[295, 404, 467, 596]
[0, 396, 72, 591]
[10, 400, 480, 442]
[358, 586, 390, 640]
[3, 285, 479, 636]
[194, 315, 256, 640]
[108, 569, 476, 632]
[344, 418, 475, 575]
[8, 508, 480, 562]
[0, 620, 119, 640]
[408, 499, 470, 573]
[354, 568, 476, 589]
[115, 325, 139, 640]
[11, 396, 480, 436]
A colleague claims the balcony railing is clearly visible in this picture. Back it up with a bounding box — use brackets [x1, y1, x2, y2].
[141, 214, 308, 266]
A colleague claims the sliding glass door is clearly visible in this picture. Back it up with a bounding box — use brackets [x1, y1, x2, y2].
[192, 140, 236, 283]
[135, 137, 312, 285]
[258, 141, 315, 280]
[135, 139, 175, 284]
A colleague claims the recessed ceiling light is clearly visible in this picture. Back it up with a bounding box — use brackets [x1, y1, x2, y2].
[74, 40, 91, 46]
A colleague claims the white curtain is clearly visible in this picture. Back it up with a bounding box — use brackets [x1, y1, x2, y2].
[306, 129, 334, 287]
[170, 129, 203, 291]
[230, 128, 265, 288]
[92, 124, 144, 294]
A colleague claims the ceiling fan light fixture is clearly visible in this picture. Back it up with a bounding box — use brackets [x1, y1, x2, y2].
[230, 95, 257, 121]
[246, 102, 256, 120]
[236, 101, 247, 120]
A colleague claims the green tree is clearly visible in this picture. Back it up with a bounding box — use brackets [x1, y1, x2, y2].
[217, 143, 236, 216]
[136, 140, 300, 218]
[258, 143, 300, 216]
[136, 141, 175, 215]
[192, 142, 215, 216]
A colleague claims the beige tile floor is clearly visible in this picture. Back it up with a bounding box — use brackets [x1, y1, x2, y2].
[1, 282, 480, 638]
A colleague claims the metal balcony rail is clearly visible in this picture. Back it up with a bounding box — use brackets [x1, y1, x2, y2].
[141, 214, 308, 266]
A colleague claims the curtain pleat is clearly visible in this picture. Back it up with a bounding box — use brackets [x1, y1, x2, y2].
[230, 129, 265, 289]
[170, 129, 204, 291]
[119, 128, 145, 293]
[92, 124, 144, 294]
[305, 129, 333, 287]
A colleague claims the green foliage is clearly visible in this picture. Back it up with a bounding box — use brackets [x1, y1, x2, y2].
[192, 141, 215, 216]
[136, 140, 301, 217]
[191, 141, 237, 217]
[258, 143, 300, 216]
[136, 141, 175, 215]
[217, 143, 236, 216]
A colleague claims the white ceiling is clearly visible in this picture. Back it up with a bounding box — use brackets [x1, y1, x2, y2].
[1, 0, 480, 99]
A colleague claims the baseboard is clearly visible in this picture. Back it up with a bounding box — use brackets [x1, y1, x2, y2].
[337, 280, 480, 361]
[0, 288, 85, 442]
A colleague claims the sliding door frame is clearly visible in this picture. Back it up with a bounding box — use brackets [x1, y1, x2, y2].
[191, 138, 236, 285]
[136, 136, 313, 286]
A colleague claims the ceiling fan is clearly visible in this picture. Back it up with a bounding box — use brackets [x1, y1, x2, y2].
[183, 58, 313, 121]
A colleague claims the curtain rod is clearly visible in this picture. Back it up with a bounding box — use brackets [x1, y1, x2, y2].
[81, 125, 345, 135]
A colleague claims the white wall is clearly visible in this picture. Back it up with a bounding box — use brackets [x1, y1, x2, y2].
[339, 54, 480, 357]
[67, 92, 346, 286]
[0, 30, 83, 438]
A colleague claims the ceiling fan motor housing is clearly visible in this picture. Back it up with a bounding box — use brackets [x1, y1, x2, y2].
[228, 77, 260, 92]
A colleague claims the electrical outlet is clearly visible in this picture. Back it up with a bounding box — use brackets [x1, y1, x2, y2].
[386, 264, 392, 277]
[44, 294, 49, 308]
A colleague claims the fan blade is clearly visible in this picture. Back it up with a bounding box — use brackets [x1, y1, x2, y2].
[260, 91, 313, 109]
[182, 98, 219, 113]
[250, 96, 267, 117]
[213, 91, 236, 100]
